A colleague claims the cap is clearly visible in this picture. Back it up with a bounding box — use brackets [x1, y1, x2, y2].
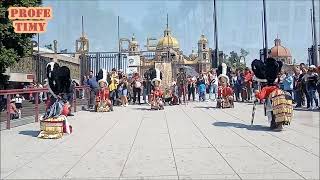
[310, 65, 316, 69]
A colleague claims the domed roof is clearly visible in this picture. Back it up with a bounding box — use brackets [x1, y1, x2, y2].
[270, 38, 291, 57]
[157, 28, 179, 49]
[198, 34, 208, 43]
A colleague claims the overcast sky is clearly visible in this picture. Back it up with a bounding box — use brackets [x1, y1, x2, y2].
[39, 0, 320, 64]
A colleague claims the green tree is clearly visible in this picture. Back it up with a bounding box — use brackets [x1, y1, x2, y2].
[240, 48, 249, 66]
[0, 0, 42, 89]
[225, 50, 246, 70]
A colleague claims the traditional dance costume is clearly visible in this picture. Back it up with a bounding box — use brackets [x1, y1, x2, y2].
[96, 69, 113, 112]
[252, 58, 293, 130]
[150, 68, 164, 110]
[217, 63, 234, 108]
[38, 62, 73, 139]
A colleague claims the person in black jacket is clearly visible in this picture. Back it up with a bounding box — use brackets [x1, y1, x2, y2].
[306, 66, 319, 109]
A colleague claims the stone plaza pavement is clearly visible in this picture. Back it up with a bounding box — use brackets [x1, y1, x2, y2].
[1, 101, 319, 180]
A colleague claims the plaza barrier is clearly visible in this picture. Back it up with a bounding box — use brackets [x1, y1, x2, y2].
[0, 86, 90, 130]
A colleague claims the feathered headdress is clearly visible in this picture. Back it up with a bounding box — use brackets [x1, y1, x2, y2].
[151, 68, 162, 86]
[217, 63, 229, 84]
[46, 62, 71, 99]
[96, 69, 108, 86]
[251, 58, 283, 85]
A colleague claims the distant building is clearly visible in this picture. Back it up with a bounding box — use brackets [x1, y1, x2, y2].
[4, 47, 80, 88]
[132, 26, 217, 87]
[269, 38, 292, 65]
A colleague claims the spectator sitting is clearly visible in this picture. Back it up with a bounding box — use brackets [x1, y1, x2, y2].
[163, 88, 173, 105]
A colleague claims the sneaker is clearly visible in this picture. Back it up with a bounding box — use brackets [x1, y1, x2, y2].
[307, 107, 313, 110]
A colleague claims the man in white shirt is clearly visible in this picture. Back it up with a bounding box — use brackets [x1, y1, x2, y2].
[14, 94, 24, 118]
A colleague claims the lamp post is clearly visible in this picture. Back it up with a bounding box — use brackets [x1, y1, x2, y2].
[311, 0, 318, 66]
[213, 0, 219, 67]
[263, 0, 268, 62]
[118, 16, 121, 70]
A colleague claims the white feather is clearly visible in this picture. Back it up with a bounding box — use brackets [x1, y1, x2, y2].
[103, 69, 107, 82]
[46, 62, 55, 72]
[46, 62, 56, 78]
[155, 68, 161, 80]
[221, 63, 227, 75]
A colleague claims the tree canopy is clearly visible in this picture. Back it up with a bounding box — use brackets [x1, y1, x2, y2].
[0, 0, 42, 88]
[223, 49, 249, 71]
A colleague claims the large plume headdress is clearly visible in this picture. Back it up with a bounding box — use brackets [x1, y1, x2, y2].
[251, 58, 283, 85]
[150, 68, 162, 86]
[46, 62, 71, 98]
[217, 63, 229, 84]
[96, 69, 108, 86]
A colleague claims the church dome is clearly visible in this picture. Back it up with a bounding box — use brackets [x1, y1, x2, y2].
[270, 38, 291, 57]
[157, 28, 179, 49]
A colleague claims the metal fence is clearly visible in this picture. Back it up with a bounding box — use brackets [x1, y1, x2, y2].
[87, 52, 129, 75]
[0, 86, 89, 130]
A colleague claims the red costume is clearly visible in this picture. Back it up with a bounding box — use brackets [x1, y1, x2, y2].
[218, 86, 233, 97]
[255, 86, 278, 100]
[152, 88, 163, 98]
[96, 88, 110, 102]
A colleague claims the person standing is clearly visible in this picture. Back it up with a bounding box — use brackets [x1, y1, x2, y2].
[278, 70, 286, 90]
[187, 77, 196, 101]
[120, 76, 129, 106]
[109, 68, 119, 106]
[199, 80, 206, 102]
[293, 68, 302, 107]
[81, 75, 88, 99]
[306, 65, 319, 110]
[209, 71, 218, 101]
[132, 73, 142, 104]
[244, 68, 253, 102]
[176, 68, 187, 104]
[301, 67, 311, 108]
[14, 94, 24, 118]
[283, 71, 293, 97]
[87, 71, 99, 109]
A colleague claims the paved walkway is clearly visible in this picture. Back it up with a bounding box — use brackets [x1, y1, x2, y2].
[1, 101, 319, 179]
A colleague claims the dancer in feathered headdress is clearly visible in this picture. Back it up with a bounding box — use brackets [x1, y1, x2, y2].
[38, 62, 73, 139]
[95, 69, 113, 112]
[149, 68, 164, 110]
[251, 58, 293, 130]
[216, 63, 234, 108]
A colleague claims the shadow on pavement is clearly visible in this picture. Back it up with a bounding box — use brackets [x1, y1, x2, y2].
[19, 130, 40, 137]
[130, 107, 151, 111]
[212, 121, 271, 131]
[194, 106, 218, 109]
[293, 108, 320, 112]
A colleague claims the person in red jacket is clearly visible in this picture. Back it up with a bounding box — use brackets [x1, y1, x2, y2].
[244, 68, 253, 102]
[252, 58, 293, 131]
